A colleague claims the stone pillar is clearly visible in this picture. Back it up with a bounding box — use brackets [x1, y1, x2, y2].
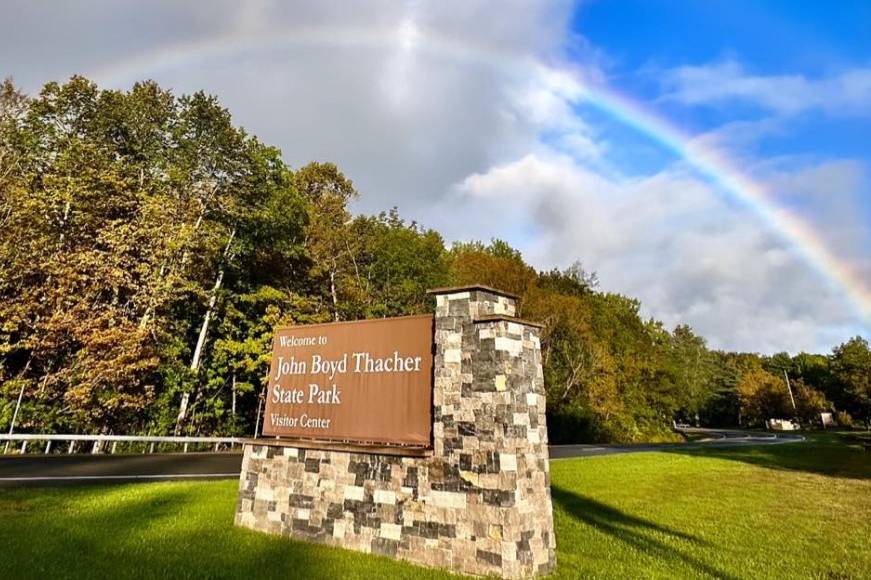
[430, 286, 555, 577]
[235, 285, 555, 578]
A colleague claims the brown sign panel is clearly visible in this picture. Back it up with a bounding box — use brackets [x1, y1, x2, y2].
[263, 315, 434, 446]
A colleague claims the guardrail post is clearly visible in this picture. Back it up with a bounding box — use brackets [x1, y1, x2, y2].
[0, 435, 238, 457]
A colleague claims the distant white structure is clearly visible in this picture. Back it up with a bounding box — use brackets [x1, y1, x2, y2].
[768, 418, 800, 431]
[820, 412, 834, 428]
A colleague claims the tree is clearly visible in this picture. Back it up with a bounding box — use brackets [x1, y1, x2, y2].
[195, 288, 328, 435]
[525, 266, 684, 443]
[449, 240, 537, 306]
[3, 74, 864, 444]
[294, 162, 358, 321]
[791, 352, 831, 397]
[792, 380, 831, 425]
[830, 337, 871, 427]
[538, 262, 597, 296]
[698, 351, 744, 427]
[0, 78, 28, 190]
[0, 77, 166, 433]
[0, 77, 309, 435]
[736, 365, 790, 427]
[668, 325, 717, 424]
[524, 284, 621, 443]
[346, 210, 449, 318]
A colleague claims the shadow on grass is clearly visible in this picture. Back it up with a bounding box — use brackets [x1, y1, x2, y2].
[0, 485, 324, 580]
[551, 486, 734, 580]
[0, 483, 453, 580]
[663, 434, 871, 481]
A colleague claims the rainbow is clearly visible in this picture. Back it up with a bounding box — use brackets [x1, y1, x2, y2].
[89, 26, 871, 324]
[584, 89, 871, 325]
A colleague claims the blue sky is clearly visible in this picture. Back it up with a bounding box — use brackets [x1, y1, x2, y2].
[578, 0, 871, 69]
[574, 0, 871, 164]
[2, 0, 869, 353]
[576, 0, 871, 154]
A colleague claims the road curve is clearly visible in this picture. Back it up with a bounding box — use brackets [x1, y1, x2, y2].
[0, 429, 802, 487]
[548, 428, 803, 460]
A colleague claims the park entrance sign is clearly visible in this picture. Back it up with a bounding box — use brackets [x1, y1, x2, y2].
[236, 286, 556, 578]
[264, 315, 433, 446]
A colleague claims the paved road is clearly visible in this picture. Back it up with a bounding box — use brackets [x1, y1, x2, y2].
[549, 428, 803, 459]
[0, 453, 243, 488]
[0, 429, 802, 487]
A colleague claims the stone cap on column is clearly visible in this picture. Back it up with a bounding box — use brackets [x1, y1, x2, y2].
[426, 284, 520, 300]
[427, 284, 529, 323]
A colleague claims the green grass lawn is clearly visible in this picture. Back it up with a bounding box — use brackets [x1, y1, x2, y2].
[0, 433, 868, 579]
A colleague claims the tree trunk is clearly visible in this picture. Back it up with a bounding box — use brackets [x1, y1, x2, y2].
[231, 373, 236, 416]
[254, 388, 265, 437]
[190, 227, 235, 372]
[190, 269, 224, 372]
[179, 211, 205, 268]
[139, 207, 206, 330]
[174, 392, 190, 436]
[138, 263, 168, 330]
[37, 372, 49, 395]
[58, 200, 71, 244]
[7, 357, 32, 435]
[175, 227, 235, 433]
[559, 357, 585, 403]
[8, 378, 27, 435]
[329, 269, 339, 321]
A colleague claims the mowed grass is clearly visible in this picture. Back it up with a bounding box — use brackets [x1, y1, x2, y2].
[0, 433, 868, 579]
[550, 432, 870, 579]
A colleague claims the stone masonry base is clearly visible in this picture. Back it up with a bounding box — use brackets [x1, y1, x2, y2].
[235, 286, 556, 578]
[235, 443, 553, 577]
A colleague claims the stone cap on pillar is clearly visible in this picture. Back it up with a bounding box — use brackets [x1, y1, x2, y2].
[427, 284, 523, 322]
[426, 284, 520, 300]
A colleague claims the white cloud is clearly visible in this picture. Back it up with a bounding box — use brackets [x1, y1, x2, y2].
[453, 153, 868, 353]
[2, 1, 869, 352]
[0, 0, 588, 215]
[661, 60, 871, 116]
[765, 160, 871, 266]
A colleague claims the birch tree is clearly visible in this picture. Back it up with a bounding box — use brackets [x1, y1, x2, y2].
[294, 162, 358, 321]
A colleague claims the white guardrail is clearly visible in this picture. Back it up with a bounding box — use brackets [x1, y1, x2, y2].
[0, 434, 241, 455]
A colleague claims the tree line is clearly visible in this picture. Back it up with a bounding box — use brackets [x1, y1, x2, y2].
[1, 77, 869, 442]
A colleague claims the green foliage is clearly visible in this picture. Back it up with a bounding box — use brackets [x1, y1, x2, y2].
[829, 336, 871, 425]
[344, 210, 450, 318]
[449, 239, 537, 302]
[736, 364, 791, 426]
[0, 76, 865, 441]
[835, 410, 854, 428]
[0, 77, 310, 434]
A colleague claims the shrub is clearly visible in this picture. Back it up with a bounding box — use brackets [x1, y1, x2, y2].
[835, 410, 853, 428]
